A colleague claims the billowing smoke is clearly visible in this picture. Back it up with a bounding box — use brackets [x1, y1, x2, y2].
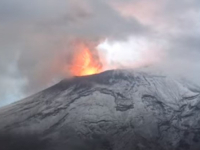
[0, 0, 200, 106]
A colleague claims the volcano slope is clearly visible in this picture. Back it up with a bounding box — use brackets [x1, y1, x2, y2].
[0, 70, 200, 150]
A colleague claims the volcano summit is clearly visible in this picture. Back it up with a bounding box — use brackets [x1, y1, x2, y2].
[0, 70, 200, 150]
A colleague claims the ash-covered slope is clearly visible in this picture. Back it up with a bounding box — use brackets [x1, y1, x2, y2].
[0, 70, 200, 150]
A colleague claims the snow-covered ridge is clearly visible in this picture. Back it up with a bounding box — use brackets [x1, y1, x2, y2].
[0, 69, 200, 150]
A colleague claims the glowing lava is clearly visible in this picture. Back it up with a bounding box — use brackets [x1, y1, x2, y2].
[70, 46, 102, 76]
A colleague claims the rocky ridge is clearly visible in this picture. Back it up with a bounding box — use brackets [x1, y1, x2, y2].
[0, 70, 200, 150]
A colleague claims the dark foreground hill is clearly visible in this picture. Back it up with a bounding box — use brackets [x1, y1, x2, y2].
[0, 70, 200, 150]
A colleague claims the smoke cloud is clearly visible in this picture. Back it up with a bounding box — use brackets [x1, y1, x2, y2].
[0, 0, 200, 106]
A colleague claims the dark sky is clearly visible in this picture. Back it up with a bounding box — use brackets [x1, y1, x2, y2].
[0, 0, 200, 106]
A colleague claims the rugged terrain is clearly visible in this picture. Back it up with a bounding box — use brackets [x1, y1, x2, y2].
[0, 70, 200, 150]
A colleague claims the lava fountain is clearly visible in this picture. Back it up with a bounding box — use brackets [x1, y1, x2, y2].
[70, 45, 102, 76]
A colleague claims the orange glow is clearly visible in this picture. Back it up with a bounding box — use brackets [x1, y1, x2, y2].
[70, 46, 102, 76]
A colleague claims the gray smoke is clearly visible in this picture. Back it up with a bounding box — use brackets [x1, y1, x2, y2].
[0, 0, 200, 106]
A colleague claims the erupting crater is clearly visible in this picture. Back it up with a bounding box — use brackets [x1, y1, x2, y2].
[70, 46, 102, 76]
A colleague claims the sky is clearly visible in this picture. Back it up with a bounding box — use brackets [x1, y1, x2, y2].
[0, 0, 200, 106]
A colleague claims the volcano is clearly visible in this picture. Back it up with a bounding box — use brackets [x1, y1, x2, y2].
[0, 70, 200, 150]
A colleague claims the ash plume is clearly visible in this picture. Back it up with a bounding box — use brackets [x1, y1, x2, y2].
[0, 0, 200, 106]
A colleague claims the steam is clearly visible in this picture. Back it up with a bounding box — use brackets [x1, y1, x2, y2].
[0, 0, 200, 106]
[97, 37, 165, 70]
